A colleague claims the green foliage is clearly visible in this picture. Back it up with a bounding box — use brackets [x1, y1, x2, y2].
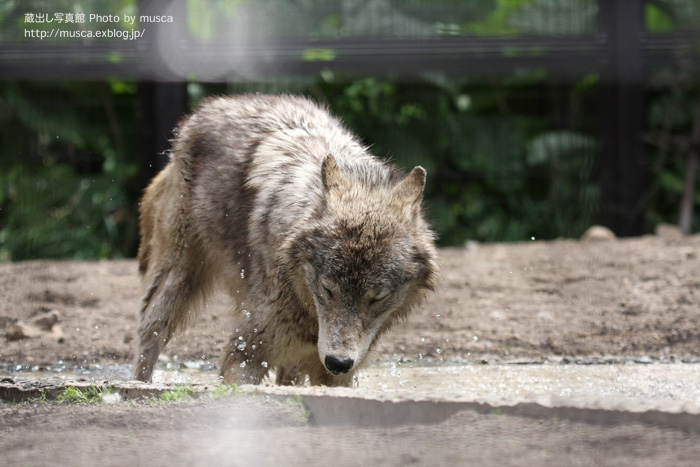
[57, 386, 90, 403]
[302, 48, 337, 62]
[0, 81, 139, 261]
[645, 0, 700, 33]
[7, 69, 692, 253]
[464, 0, 526, 36]
[157, 385, 195, 402]
[312, 71, 599, 243]
[56, 385, 114, 404]
[278, 394, 310, 424]
[0, 164, 135, 261]
[210, 383, 240, 398]
[464, 0, 597, 36]
[2, 0, 698, 257]
[646, 3, 674, 33]
[27, 389, 48, 404]
[187, 0, 243, 42]
[645, 81, 700, 232]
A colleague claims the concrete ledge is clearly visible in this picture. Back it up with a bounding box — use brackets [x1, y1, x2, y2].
[3, 376, 700, 433]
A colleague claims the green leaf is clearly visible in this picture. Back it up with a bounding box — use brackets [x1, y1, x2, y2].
[645, 3, 674, 33]
[527, 130, 596, 166]
[658, 170, 685, 194]
[302, 48, 337, 62]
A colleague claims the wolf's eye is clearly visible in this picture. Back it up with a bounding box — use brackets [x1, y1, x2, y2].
[369, 291, 390, 306]
[322, 285, 334, 300]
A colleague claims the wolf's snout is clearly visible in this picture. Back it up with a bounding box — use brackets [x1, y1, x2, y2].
[324, 355, 354, 375]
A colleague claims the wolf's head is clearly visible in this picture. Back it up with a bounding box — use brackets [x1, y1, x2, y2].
[287, 154, 438, 377]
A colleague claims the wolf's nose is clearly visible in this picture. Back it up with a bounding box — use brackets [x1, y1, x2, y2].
[324, 355, 354, 374]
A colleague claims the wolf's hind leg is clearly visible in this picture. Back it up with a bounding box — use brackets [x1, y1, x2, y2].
[132, 266, 204, 382]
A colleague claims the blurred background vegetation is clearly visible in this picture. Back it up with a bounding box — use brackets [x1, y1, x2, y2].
[1, 0, 699, 261]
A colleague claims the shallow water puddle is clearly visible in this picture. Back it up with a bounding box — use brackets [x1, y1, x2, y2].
[3, 362, 700, 405]
[362, 363, 700, 404]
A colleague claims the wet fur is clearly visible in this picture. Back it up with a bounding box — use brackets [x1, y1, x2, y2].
[133, 94, 438, 386]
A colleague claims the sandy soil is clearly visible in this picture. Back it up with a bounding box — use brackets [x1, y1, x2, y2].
[1, 226, 699, 368]
[3, 395, 700, 467]
[2, 226, 700, 466]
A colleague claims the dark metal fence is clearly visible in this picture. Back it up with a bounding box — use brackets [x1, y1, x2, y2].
[1, 0, 699, 237]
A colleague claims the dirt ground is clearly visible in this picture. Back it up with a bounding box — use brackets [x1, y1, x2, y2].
[3, 394, 700, 467]
[1, 225, 699, 368]
[2, 225, 700, 466]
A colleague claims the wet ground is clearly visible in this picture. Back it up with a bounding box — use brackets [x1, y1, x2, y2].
[3, 361, 700, 466]
[5, 361, 700, 414]
[2, 229, 700, 465]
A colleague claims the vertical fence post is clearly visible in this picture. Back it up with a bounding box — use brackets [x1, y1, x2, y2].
[138, 82, 188, 180]
[137, 0, 188, 185]
[597, 0, 646, 236]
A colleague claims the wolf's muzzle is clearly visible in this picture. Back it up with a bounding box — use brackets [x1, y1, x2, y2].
[324, 355, 354, 375]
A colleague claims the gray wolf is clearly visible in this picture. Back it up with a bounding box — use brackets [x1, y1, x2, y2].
[132, 94, 438, 386]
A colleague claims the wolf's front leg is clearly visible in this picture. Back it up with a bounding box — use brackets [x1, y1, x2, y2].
[275, 363, 305, 386]
[220, 332, 270, 385]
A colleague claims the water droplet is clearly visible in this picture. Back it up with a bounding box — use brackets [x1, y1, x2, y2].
[238, 336, 243, 340]
[242, 310, 251, 318]
[420, 337, 425, 342]
[436, 314, 441, 319]
[531, 236, 535, 241]
[240, 269, 245, 279]
[262, 361, 268, 368]
[240, 361, 246, 368]
[390, 363, 398, 377]
[509, 271, 513, 275]
[436, 348, 442, 354]
[153, 332, 158, 336]
[473, 335, 479, 341]
[237, 341, 247, 351]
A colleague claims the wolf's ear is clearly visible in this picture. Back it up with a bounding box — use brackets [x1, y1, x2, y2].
[322, 154, 351, 195]
[395, 166, 426, 206]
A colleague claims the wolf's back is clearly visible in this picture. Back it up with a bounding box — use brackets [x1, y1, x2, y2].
[172, 95, 401, 260]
